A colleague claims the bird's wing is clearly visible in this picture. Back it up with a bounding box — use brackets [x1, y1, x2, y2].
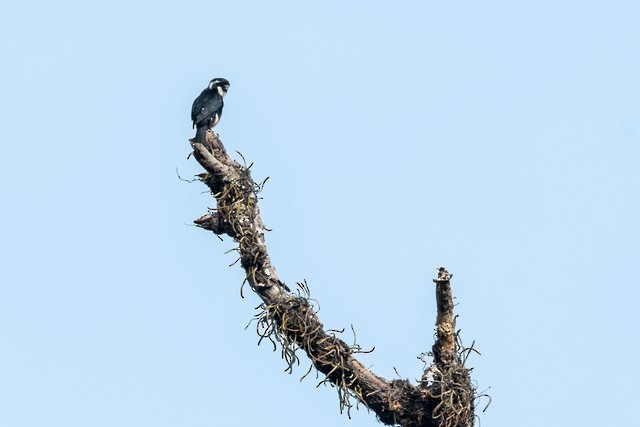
[192, 91, 223, 127]
[191, 97, 202, 124]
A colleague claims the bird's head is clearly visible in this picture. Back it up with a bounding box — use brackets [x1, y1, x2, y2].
[209, 78, 230, 97]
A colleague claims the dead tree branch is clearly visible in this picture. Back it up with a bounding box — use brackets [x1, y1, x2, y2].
[187, 131, 476, 427]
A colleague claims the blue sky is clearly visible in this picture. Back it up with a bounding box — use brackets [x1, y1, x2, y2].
[1, 1, 639, 426]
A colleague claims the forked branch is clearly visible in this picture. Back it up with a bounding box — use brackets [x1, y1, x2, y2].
[187, 132, 476, 427]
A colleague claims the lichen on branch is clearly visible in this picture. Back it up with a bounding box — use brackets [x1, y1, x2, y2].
[187, 131, 477, 427]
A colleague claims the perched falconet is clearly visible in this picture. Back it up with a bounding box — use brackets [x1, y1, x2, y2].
[191, 78, 230, 145]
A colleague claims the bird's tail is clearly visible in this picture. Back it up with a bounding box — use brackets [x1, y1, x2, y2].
[195, 126, 207, 145]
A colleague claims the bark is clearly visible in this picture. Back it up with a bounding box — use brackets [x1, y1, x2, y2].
[187, 131, 476, 427]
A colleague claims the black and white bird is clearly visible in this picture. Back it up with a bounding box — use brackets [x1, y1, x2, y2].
[191, 78, 230, 145]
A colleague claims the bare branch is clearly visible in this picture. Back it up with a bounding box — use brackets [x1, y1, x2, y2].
[433, 267, 457, 366]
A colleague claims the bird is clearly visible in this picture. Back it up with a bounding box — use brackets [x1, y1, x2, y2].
[191, 78, 230, 145]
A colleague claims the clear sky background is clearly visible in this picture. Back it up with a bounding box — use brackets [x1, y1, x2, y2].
[1, 1, 638, 426]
